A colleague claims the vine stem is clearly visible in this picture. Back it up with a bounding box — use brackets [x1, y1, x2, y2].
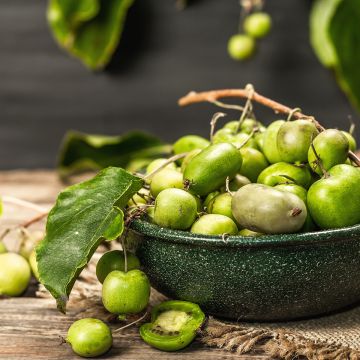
[22, 212, 49, 228]
[121, 230, 129, 274]
[113, 311, 149, 334]
[236, 84, 254, 133]
[2, 196, 48, 213]
[0, 197, 49, 241]
[0, 212, 49, 242]
[210, 112, 226, 143]
[178, 88, 360, 167]
[142, 153, 188, 181]
[236, 129, 256, 150]
[210, 100, 244, 112]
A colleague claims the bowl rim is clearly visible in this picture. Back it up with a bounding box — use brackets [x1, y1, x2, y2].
[131, 219, 360, 248]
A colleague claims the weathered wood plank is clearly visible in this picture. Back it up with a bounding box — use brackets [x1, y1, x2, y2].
[0, 170, 268, 359]
[0, 298, 268, 360]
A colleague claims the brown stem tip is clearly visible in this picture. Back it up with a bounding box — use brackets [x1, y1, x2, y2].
[178, 87, 360, 167]
[291, 208, 302, 217]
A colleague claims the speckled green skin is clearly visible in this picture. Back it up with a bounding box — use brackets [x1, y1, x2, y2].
[0, 253, 31, 296]
[224, 119, 261, 134]
[191, 214, 238, 235]
[173, 135, 210, 157]
[262, 120, 285, 163]
[341, 131, 357, 151]
[154, 189, 197, 230]
[239, 147, 268, 182]
[150, 169, 183, 198]
[232, 184, 307, 234]
[183, 143, 242, 196]
[67, 318, 112, 358]
[102, 270, 150, 314]
[307, 164, 360, 229]
[232, 133, 258, 149]
[308, 129, 349, 175]
[275, 183, 317, 232]
[146, 159, 176, 175]
[239, 119, 260, 134]
[207, 193, 235, 221]
[212, 128, 234, 143]
[277, 120, 318, 163]
[181, 149, 202, 172]
[131, 219, 360, 321]
[257, 162, 312, 189]
[96, 250, 140, 283]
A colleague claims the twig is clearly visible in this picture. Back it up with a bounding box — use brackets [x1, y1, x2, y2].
[287, 107, 302, 122]
[142, 153, 188, 181]
[22, 212, 49, 228]
[225, 177, 234, 196]
[0, 211, 48, 241]
[210, 100, 244, 112]
[178, 88, 323, 128]
[121, 230, 129, 273]
[2, 196, 48, 213]
[178, 87, 360, 166]
[310, 138, 330, 178]
[236, 84, 254, 133]
[210, 112, 227, 143]
[113, 311, 149, 334]
[236, 129, 257, 149]
[0, 196, 49, 241]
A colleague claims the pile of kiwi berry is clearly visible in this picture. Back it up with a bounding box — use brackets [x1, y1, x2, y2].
[135, 113, 359, 237]
[1, 103, 359, 358]
[62, 107, 360, 357]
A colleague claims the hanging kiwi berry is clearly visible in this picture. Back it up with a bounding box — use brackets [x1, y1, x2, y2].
[228, 0, 272, 61]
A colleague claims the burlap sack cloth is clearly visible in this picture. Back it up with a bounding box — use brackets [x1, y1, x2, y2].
[37, 253, 360, 360]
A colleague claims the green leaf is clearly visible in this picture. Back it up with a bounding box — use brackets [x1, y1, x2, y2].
[329, 0, 360, 111]
[48, 0, 100, 32]
[310, 0, 360, 112]
[58, 131, 171, 180]
[36, 167, 144, 313]
[48, 0, 134, 70]
[309, 0, 342, 67]
[47, 0, 100, 44]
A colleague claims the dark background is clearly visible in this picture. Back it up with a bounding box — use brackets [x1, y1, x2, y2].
[0, 0, 357, 169]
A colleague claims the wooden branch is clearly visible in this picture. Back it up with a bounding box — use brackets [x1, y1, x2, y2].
[178, 88, 360, 167]
[22, 212, 48, 228]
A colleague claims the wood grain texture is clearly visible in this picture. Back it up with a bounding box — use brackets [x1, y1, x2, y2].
[0, 0, 358, 169]
[0, 170, 268, 359]
[0, 298, 268, 360]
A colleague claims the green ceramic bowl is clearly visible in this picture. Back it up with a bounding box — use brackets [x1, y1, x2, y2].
[130, 219, 360, 321]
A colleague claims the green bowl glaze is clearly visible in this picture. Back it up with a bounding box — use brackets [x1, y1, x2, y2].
[130, 219, 360, 321]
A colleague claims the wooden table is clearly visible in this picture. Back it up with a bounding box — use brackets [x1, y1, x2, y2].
[0, 170, 266, 360]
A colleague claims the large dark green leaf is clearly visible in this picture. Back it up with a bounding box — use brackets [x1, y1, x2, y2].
[48, 0, 100, 32]
[48, 0, 134, 70]
[309, 0, 341, 68]
[37, 167, 143, 313]
[329, 0, 360, 111]
[310, 0, 360, 112]
[58, 131, 171, 180]
[47, 0, 100, 45]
